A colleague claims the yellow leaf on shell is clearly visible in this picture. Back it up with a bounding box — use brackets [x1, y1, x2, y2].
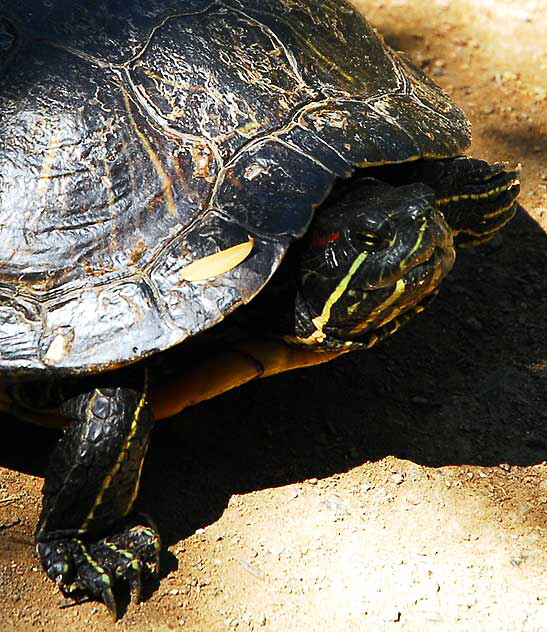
[180, 237, 255, 282]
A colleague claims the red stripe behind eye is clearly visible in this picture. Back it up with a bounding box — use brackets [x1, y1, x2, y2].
[310, 231, 341, 247]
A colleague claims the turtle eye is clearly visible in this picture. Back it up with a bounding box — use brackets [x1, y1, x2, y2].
[351, 227, 387, 252]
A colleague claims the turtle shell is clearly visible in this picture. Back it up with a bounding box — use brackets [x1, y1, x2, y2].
[0, 0, 470, 375]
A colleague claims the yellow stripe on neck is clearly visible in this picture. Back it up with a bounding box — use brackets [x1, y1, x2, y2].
[310, 252, 370, 342]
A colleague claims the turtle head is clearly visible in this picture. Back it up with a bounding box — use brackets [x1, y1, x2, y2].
[288, 178, 455, 350]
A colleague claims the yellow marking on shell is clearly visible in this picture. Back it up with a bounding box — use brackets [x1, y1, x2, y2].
[356, 155, 421, 169]
[120, 86, 176, 214]
[190, 143, 216, 180]
[102, 154, 117, 209]
[143, 69, 208, 92]
[436, 180, 519, 206]
[237, 120, 263, 137]
[81, 373, 150, 531]
[180, 237, 254, 282]
[300, 38, 354, 83]
[37, 138, 61, 197]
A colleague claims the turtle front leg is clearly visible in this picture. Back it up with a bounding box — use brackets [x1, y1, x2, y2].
[35, 384, 160, 618]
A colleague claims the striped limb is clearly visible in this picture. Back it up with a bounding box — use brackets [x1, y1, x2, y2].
[35, 385, 160, 619]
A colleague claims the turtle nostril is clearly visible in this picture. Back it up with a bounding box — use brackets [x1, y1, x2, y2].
[408, 205, 432, 223]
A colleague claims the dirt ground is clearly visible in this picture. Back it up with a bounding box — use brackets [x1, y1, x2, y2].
[1, 1, 546, 631]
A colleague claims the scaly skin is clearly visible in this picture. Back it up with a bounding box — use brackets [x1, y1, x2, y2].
[35, 385, 160, 619]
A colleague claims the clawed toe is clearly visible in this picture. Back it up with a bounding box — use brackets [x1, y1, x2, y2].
[37, 518, 161, 618]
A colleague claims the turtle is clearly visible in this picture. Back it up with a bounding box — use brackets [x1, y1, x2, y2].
[0, 0, 520, 618]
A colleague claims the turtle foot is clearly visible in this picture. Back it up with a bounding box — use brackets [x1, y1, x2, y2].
[37, 516, 161, 619]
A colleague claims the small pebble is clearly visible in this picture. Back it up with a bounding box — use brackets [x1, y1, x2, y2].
[381, 607, 401, 622]
[321, 495, 350, 515]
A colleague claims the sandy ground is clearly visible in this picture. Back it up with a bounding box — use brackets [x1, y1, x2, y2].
[1, 1, 546, 631]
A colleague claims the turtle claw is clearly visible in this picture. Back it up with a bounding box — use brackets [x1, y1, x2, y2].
[128, 568, 142, 604]
[101, 585, 118, 621]
[36, 517, 161, 617]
